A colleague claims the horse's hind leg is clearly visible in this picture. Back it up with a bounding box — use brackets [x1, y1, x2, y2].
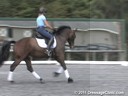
[24, 57, 44, 83]
[7, 59, 22, 82]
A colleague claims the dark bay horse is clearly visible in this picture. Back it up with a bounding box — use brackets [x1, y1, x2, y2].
[0, 26, 76, 83]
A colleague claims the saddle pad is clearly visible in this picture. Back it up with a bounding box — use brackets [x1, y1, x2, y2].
[36, 37, 57, 48]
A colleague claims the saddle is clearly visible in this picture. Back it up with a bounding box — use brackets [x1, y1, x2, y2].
[35, 31, 49, 43]
[35, 32, 56, 48]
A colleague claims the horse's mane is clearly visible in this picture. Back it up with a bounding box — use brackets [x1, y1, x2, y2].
[54, 26, 71, 35]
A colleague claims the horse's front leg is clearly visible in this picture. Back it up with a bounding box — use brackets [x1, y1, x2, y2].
[63, 64, 73, 83]
[54, 66, 63, 77]
[55, 56, 73, 83]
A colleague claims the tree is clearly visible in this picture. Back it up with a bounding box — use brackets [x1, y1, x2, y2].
[0, 0, 11, 17]
[0, 0, 90, 18]
[90, 0, 128, 19]
[0, 0, 128, 19]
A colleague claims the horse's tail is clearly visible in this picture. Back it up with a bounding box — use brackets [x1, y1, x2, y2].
[0, 41, 16, 67]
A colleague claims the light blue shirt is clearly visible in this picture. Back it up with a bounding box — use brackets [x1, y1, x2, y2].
[36, 15, 46, 27]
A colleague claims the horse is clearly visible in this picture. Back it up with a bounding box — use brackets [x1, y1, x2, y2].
[0, 26, 76, 83]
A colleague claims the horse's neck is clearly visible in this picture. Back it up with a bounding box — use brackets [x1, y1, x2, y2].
[56, 31, 69, 42]
[55, 31, 69, 45]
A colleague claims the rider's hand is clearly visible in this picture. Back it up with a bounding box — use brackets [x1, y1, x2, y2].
[53, 28, 56, 34]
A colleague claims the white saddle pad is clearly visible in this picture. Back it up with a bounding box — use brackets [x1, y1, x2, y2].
[36, 37, 57, 48]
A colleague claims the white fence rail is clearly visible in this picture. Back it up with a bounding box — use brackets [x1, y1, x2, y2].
[3, 60, 128, 66]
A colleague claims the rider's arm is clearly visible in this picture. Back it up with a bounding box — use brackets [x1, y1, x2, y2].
[44, 20, 54, 30]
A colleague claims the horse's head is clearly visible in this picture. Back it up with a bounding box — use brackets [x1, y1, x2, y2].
[67, 28, 76, 49]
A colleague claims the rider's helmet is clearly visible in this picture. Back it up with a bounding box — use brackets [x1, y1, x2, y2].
[39, 7, 47, 14]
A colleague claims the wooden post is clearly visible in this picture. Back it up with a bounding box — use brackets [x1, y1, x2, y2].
[103, 52, 109, 61]
[85, 53, 90, 60]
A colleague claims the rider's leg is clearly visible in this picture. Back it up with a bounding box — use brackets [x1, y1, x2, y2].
[37, 27, 54, 56]
[47, 37, 54, 56]
[37, 27, 52, 39]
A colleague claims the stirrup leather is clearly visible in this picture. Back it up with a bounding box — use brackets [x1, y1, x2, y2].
[46, 50, 52, 56]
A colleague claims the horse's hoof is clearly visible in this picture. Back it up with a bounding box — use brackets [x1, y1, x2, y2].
[10, 81, 15, 83]
[53, 72, 60, 77]
[40, 78, 45, 84]
[68, 78, 74, 83]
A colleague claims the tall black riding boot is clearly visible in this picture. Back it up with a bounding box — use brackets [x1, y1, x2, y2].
[47, 37, 54, 56]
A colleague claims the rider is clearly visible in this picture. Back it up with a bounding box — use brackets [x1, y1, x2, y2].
[36, 7, 54, 56]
